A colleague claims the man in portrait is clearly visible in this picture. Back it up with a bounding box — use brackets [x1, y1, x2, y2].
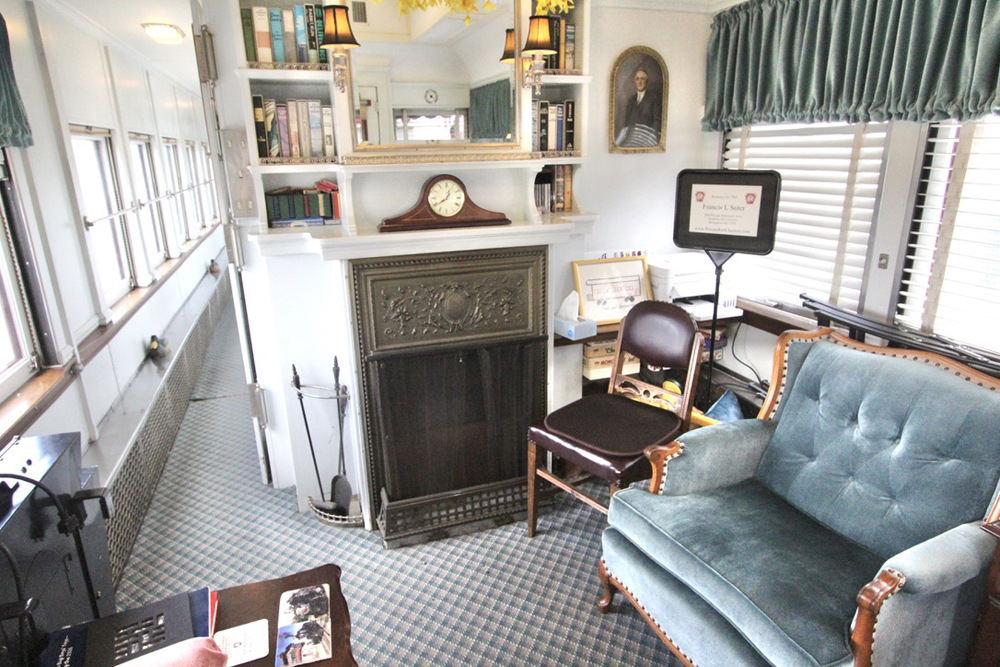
[615, 63, 662, 149]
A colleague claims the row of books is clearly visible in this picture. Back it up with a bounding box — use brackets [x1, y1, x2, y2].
[265, 179, 340, 227]
[532, 99, 576, 152]
[241, 5, 329, 65]
[534, 165, 573, 213]
[252, 95, 334, 160]
[543, 18, 576, 71]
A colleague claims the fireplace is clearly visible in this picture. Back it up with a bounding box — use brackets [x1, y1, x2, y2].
[350, 247, 547, 546]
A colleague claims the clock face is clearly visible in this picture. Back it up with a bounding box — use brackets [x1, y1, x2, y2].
[424, 89, 438, 104]
[427, 179, 466, 217]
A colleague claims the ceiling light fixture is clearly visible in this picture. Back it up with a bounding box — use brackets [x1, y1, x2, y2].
[142, 23, 185, 44]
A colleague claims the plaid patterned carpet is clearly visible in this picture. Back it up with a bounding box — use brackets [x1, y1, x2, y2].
[117, 306, 677, 665]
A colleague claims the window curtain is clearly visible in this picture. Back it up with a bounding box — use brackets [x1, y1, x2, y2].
[0, 13, 32, 147]
[702, 0, 1000, 132]
[469, 79, 513, 141]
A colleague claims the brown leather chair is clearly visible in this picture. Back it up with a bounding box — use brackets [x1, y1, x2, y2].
[527, 300, 703, 536]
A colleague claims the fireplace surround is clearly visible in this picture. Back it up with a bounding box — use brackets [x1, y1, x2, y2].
[350, 246, 547, 546]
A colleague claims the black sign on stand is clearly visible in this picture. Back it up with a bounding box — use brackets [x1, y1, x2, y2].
[672, 168, 781, 408]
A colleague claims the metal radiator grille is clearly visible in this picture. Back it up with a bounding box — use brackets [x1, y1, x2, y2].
[107, 273, 232, 586]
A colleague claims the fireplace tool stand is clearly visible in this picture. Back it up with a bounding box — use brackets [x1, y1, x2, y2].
[290, 358, 362, 527]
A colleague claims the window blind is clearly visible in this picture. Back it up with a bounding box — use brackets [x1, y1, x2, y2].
[722, 123, 888, 313]
[896, 117, 1000, 354]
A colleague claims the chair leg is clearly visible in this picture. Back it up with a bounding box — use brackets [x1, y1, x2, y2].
[598, 558, 615, 613]
[527, 439, 539, 537]
[609, 482, 621, 499]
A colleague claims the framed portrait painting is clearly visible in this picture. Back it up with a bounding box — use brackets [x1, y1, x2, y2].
[572, 256, 652, 324]
[609, 46, 668, 154]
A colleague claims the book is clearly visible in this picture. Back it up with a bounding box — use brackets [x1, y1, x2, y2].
[240, 8, 256, 63]
[281, 8, 296, 64]
[322, 105, 335, 157]
[555, 103, 564, 151]
[268, 8, 285, 63]
[559, 18, 567, 69]
[547, 103, 558, 151]
[564, 164, 573, 212]
[531, 99, 539, 152]
[297, 99, 311, 157]
[294, 5, 309, 63]
[276, 104, 290, 157]
[263, 98, 279, 157]
[564, 23, 576, 70]
[287, 99, 301, 158]
[270, 217, 326, 228]
[251, 94, 267, 158]
[314, 179, 340, 219]
[251, 7, 272, 63]
[564, 99, 575, 151]
[315, 5, 327, 64]
[308, 99, 324, 157]
[554, 165, 565, 211]
[305, 4, 319, 63]
[538, 100, 549, 153]
[41, 588, 210, 666]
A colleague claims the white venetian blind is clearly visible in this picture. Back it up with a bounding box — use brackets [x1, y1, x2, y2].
[896, 117, 1000, 354]
[721, 123, 888, 313]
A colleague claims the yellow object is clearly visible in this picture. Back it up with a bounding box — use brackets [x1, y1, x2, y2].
[659, 380, 719, 428]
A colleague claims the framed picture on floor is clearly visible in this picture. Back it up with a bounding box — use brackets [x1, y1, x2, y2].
[572, 256, 652, 324]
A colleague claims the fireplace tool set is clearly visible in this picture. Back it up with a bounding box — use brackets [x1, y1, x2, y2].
[290, 357, 363, 526]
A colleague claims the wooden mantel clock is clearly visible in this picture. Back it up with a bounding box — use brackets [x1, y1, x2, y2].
[378, 174, 512, 233]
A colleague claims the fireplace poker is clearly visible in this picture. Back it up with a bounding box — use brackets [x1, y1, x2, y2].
[329, 357, 353, 516]
[291, 364, 337, 513]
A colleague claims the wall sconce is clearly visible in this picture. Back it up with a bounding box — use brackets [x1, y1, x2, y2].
[142, 23, 185, 44]
[521, 16, 556, 95]
[320, 4, 360, 93]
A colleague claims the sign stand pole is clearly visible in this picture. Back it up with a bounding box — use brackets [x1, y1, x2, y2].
[701, 250, 733, 408]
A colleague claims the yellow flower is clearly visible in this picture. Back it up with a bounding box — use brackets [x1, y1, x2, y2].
[376, 0, 499, 24]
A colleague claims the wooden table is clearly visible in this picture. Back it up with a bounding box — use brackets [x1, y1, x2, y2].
[215, 564, 357, 666]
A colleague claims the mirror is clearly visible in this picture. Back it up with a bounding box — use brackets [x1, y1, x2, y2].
[350, 0, 519, 148]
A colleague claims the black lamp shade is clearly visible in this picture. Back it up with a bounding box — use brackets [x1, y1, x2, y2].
[500, 28, 517, 63]
[321, 5, 360, 49]
[522, 16, 556, 56]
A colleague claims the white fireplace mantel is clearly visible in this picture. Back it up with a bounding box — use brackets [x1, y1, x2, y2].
[249, 214, 597, 261]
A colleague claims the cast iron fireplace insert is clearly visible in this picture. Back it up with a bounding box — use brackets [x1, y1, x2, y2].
[350, 247, 547, 547]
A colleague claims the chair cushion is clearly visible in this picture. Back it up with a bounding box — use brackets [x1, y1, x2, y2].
[530, 393, 683, 486]
[609, 481, 884, 666]
[757, 340, 1000, 558]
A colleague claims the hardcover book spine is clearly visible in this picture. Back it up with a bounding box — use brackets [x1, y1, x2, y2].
[268, 8, 285, 63]
[547, 103, 557, 151]
[294, 6, 309, 63]
[554, 165, 565, 212]
[538, 100, 549, 153]
[251, 94, 267, 158]
[305, 4, 319, 63]
[321, 105, 335, 157]
[564, 100, 575, 151]
[297, 99, 311, 157]
[315, 6, 327, 63]
[564, 24, 576, 70]
[276, 104, 290, 157]
[263, 98, 279, 156]
[555, 103, 564, 151]
[240, 8, 257, 63]
[531, 99, 539, 152]
[308, 99, 323, 157]
[282, 9, 296, 64]
[287, 99, 301, 158]
[564, 166, 573, 212]
[558, 18, 566, 69]
[252, 7, 272, 63]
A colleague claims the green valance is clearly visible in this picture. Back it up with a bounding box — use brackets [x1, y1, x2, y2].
[469, 78, 513, 142]
[0, 12, 32, 147]
[702, 0, 1000, 131]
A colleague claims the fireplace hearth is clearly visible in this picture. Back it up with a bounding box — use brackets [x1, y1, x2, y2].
[350, 247, 547, 547]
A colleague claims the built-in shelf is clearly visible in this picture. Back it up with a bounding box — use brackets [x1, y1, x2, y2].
[539, 73, 592, 85]
[237, 67, 333, 83]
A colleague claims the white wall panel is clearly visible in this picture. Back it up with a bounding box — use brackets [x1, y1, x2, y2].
[150, 73, 180, 138]
[81, 348, 121, 428]
[36, 5, 115, 128]
[23, 381, 90, 446]
[178, 93, 199, 139]
[108, 49, 156, 134]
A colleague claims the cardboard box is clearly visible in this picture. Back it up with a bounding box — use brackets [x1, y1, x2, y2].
[554, 316, 597, 340]
[583, 341, 618, 358]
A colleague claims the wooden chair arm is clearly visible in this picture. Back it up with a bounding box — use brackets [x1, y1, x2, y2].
[643, 441, 684, 495]
[851, 568, 906, 667]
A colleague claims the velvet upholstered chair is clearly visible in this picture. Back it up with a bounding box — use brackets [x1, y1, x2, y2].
[526, 300, 703, 536]
[598, 328, 1000, 666]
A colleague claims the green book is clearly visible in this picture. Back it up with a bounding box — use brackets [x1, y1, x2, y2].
[240, 8, 257, 63]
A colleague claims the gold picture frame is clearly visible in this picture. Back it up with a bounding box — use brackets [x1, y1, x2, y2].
[572, 256, 653, 324]
[609, 46, 668, 154]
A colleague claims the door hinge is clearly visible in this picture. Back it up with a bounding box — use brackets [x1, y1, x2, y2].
[193, 26, 218, 83]
[29, 353, 40, 372]
[248, 382, 268, 428]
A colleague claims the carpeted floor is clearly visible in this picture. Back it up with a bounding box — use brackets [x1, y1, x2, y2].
[117, 305, 677, 665]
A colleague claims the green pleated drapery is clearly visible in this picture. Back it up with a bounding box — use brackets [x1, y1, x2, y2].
[702, 0, 1000, 131]
[0, 12, 32, 147]
[469, 78, 513, 141]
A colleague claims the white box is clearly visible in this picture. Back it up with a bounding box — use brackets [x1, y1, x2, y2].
[554, 316, 597, 340]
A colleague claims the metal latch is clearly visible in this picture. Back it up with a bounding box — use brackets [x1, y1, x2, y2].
[248, 382, 268, 428]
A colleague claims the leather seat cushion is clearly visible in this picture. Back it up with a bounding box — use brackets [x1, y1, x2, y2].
[609, 480, 884, 666]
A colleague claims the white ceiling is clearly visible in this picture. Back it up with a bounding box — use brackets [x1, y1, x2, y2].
[54, 0, 745, 94]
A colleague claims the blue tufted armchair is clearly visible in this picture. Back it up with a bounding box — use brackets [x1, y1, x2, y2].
[598, 328, 1000, 666]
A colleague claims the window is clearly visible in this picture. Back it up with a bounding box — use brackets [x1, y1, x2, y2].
[0, 152, 39, 399]
[160, 139, 187, 249]
[129, 134, 166, 269]
[181, 142, 202, 238]
[722, 122, 888, 313]
[896, 116, 1000, 354]
[393, 109, 468, 142]
[197, 143, 218, 225]
[70, 127, 133, 302]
